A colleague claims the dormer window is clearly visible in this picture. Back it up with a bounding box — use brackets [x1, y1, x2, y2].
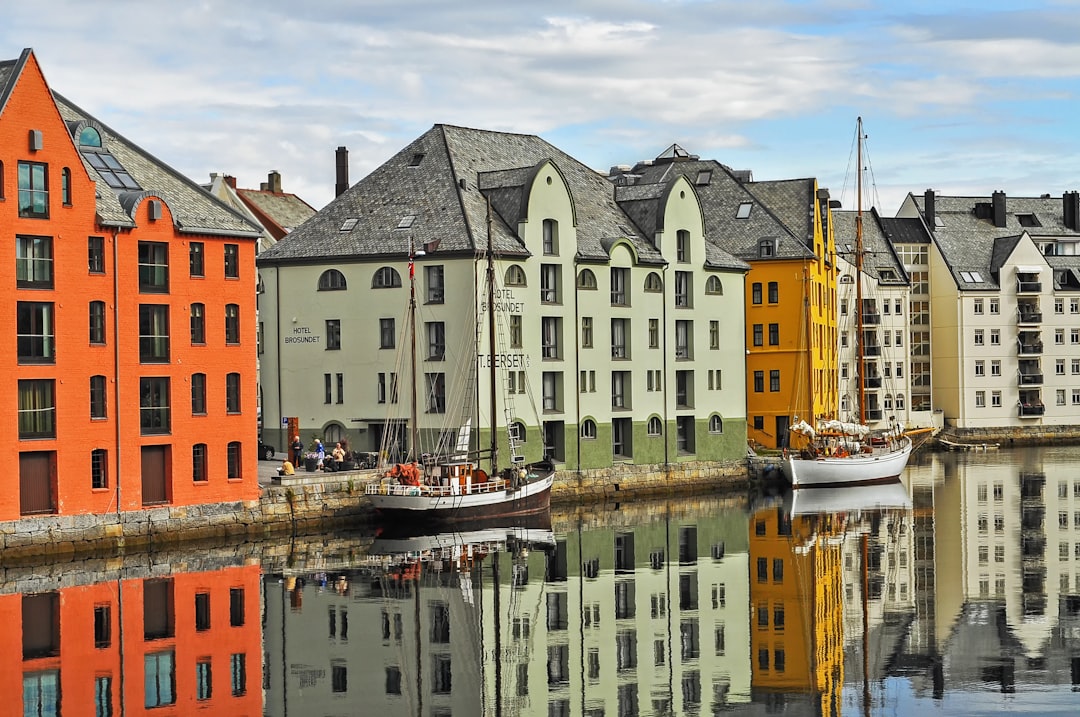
[758, 238, 775, 258]
[879, 268, 897, 281]
[79, 127, 102, 148]
[1017, 213, 1040, 228]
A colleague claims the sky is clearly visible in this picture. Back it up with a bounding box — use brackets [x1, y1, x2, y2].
[5, 0, 1080, 216]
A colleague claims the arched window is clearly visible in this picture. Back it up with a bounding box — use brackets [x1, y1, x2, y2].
[839, 274, 854, 284]
[79, 126, 102, 148]
[709, 415, 723, 433]
[318, 268, 347, 291]
[758, 238, 775, 258]
[705, 276, 723, 295]
[644, 272, 663, 292]
[884, 394, 894, 410]
[372, 267, 401, 288]
[511, 421, 526, 443]
[580, 419, 597, 440]
[647, 416, 663, 436]
[61, 168, 71, 206]
[324, 423, 345, 446]
[227, 441, 242, 479]
[505, 265, 527, 286]
[577, 269, 597, 290]
[543, 218, 559, 255]
[896, 393, 906, 410]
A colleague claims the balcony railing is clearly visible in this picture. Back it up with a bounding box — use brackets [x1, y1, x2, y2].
[861, 312, 881, 326]
[865, 409, 884, 421]
[1018, 372, 1044, 385]
[1017, 310, 1043, 323]
[1017, 280, 1042, 293]
[864, 376, 883, 388]
[863, 345, 882, 357]
[1018, 403, 1045, 417]
[1017, 342, 1044, 355]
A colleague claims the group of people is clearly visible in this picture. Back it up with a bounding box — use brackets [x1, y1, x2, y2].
[279, 436, 349, 476]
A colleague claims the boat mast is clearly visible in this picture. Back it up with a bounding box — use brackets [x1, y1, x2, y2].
[408, 238, 421, 461]
[486, 198, 499, 474]
[855, 116, 865, 425]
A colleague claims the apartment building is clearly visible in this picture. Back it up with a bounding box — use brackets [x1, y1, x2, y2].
[257, 125, 750, 472]
[2, 49, 261, 521]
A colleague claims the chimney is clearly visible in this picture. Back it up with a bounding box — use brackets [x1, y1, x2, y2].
[224, 175, 237, 189]
[992, 190, 1006, 228]
[267, 170, 282, 193]
[1064, 191, 1080, 231]
[924, 189, 935, 230]
[335, 146, 349, 197]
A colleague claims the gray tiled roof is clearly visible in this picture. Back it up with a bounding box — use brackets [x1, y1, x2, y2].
[743, 178, 817, 246]
[614, 158, 812, 262]
[833, 208, 909, 285]
[258, 125, 667, 266]
[236, 188, 317, 233]
[911, 193, 1080, 290]
[0, 54, 22, 115]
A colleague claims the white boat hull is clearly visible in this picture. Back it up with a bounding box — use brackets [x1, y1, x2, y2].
[365, 472, 553, 523]
[780, 436, 912, 488]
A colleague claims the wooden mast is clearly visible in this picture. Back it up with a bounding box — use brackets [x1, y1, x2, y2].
[486, 198, 499, 474]
[855, 116, 866, 425]
[408, 239, 421, 460]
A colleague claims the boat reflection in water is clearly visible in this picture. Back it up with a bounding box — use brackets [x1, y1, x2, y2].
[750, 479, 913, 716]
[3, 559, 262, 716]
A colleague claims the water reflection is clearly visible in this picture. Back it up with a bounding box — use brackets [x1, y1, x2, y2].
[5, 447, 1080, 715]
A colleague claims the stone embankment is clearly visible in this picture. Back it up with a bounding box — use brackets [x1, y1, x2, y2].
[0, 460, 748, 560]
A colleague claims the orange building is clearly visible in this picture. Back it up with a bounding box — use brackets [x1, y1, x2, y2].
[1, 48, 261, 521]
[0, 564, 262, 715]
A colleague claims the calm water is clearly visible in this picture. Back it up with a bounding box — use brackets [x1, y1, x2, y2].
[7, 446, 1080, 716]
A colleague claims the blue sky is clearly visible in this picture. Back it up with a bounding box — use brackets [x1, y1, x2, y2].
[4, 0, 1079, 214]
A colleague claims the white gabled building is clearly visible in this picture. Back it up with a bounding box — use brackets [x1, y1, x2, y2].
[257, 125, 750, 473]
[897, 190, 1080, 432]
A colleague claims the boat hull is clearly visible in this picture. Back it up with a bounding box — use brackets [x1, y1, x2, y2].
[366, 472, 553, 525]
[780, 437, 912, 488]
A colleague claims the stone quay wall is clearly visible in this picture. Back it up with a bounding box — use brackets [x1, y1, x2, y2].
[938, 425, 1080, 446]
[0, 460, 747, 560]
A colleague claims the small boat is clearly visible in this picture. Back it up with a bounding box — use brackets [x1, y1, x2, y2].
[364, 198, 554, 524]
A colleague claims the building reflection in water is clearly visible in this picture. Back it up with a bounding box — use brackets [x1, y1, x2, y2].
[4, 561, 261, 716]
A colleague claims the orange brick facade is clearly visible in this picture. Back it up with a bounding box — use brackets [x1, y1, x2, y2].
[1, 50, 259, 521]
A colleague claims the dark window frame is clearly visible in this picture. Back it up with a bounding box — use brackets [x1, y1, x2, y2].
[17, 160, 49, 218]
[90, 300, 107, 345]
[90, 375, 108, 419]
[138, 241, 170, 293]
[223, 244, 239, 279]
[224, 304, 240, 345]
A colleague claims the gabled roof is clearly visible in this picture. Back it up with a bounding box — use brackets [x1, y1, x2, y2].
[833, 208, 910, 286]
[744, 178, 817, 247]
[910, 192, 1080, 290]
[235, 185, 317, 241]
[612, 156, 811, 262]
[258, 125, 666, 266]
[0, 49, 31, 116]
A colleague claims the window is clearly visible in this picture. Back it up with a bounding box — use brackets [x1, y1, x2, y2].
[751, 282, 762, 305]
[612, 371, 629, 408]
[611, 318, 628, 359]
[975, 360, 985, 376]
[648, 416, 662, 436]
[769, 323, 779, 345]
[225, 304, 240, 344]
[580, 419, 597, 439]
[196, 659, 212, 700]
[190, 303, 205, 344]
[230, 588, 245, 626]
[17, 302, 54, 363]
[191, 373, 206, 414]
[990, 329, 1000, 345]
[610, 267, 628, 305]
[581, 316, 593, 348]
[509, 314, 522, 348]
[372, 266, 401, 288]
[18, 161, 49, 218]
[758, 238, 775, 258]
[974, 329, 984, 345]
[737, 202, 753, 219]
[770, 370, 780, 392]
[649, 318, 659, 348]
[145, 651, 176, 708]
[543, 218, 559, 255]
[577, 268, 597, 289]
[705, 275, 723, 295]
[91, 449, 108, 489]
[644, 272, 663, 292]
[227, 441, 241, 479]
[377, 373, 399, 404]
[753, 371, 764, 393]
[16, 235, 53, 288]
[336, 373, 344, 404]
[324, 373, 333, 404]
[710, 320, 720, 349]
[974, 298, 983, 315]
[326, 319, 341, 350]
[993, 390, 1002, 407]
[541, 264, 559, 303]
[709, 415, 723, 433]
[380, 318, 395, 348]
[676, 229, 690, 262]
[230, 653, 247, 696]
[424, 265, 444, 302]
[989, 298, 999, 314]
[223, 244, 239, 278]
[674, 271, 691, 307]
[139, 305, 170, 362]
[138, 241, 169, 293]
[89, 300, 106, 345]
[675, 320, 692, 359]
[1057, 328, 1066, 345]
[767, 282, 778, 303]
[753, 324, 763, 347]
[18, 379, 55, 438]
[90, 375, 107, 419]
[504, 265, 526, 286]
[427, 321, 445, 360]
[1058, 359, 1066, 376]
[975, 390, 985, 408]
[426, 373, 446, 413]
[226, 373, 241, 413]
[89, 236, 105, 273]
[189, 242, 204, 277]
[139, 377, 170, 434]
[318, 268, 347, 290]
[192, 444, 207, 482]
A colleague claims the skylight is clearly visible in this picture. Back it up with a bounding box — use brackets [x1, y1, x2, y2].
[397, 215, 416, 229]
[83, 150, 140, 190]
[408, 153, 424, 167]
[736, 202, 752, 219]
[695, 170, 712, 186]
[340, 218, 358, 232]
[959, 271, 984, 283]
[1017, 213, 1040, 228]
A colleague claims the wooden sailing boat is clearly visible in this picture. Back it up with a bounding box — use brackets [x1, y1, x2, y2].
[364, 197, 555, 523]
[781, 117, 913, 488]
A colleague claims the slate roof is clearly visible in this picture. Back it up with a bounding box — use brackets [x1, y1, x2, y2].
[611, 156, 812, 262]
[258, 125, 675, 267]
[743, 178, 818, 248]
[2, 48, 260, 239]
[235, 186, 317, 238]
[910, 192, 1080, 290]
[833, 208, 910, 286]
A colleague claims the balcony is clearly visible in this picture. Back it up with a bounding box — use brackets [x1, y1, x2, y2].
[1018, 372, 1044, 385]
[1017, 305, 1042, 323]
[864, 376, 883, 389]
[1018, 402, 1045, 417]
[865, 409, 884, 421]
[1017, 342, 1044, 356]
[1017, 280, 1042, 293]
[863, 344, 882, 357]
[861, 312, 881, 326]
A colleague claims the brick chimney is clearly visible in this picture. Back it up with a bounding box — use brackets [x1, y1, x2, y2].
[1064, 191, 1080, 231]
[267, 170, 282, 193]
[336, 146, 349, 197]
[992, 190, 1006, 228]
[224, 175, 237, 189]
[924, 189, 935, 231]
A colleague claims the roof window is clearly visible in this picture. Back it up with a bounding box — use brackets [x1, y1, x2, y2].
[397, 215, 416, 229]
[695, 170, 712, 186]
[736, 202, 752, 219]
[408, 153, 424, 167]
[1017, 213, 1041, 227]
[340, 218, 358, 232]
